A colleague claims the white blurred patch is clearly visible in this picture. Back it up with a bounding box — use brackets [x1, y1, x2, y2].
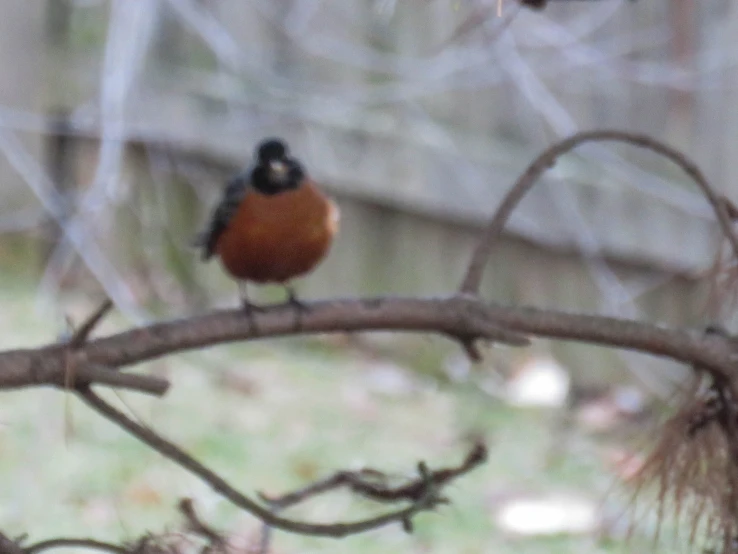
[611, 385, 647, 414]
[495, 493, 599, 536]
[505, 356, 570, 408]
[327, 199, 341, 234]
[362, 362, 418, 396]
[577, 385, 648, 432]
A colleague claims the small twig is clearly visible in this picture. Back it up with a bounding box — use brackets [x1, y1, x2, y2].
[178, 498, 225, 547]
[22, 538, 128, 554]
[460, 130, 738, 295]
[258, 473, 355, 510]
[76, 387, 475, 538]
[62, 298, 116, 441]
[72, 363, 169, 396]
[460, 337, 484, 363]
[260, 442, 486, 507]
[69, 299, 114, 348]
[255, 443, 485, 551]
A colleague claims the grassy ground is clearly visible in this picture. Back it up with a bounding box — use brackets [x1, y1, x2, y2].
[0, 280, 674, 554]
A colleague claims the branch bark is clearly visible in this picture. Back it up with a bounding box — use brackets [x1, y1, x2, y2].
[2, 296, 736, 394]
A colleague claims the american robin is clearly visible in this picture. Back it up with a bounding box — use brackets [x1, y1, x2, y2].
[195, 138, 339, 313]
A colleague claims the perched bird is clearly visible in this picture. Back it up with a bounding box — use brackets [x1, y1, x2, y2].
[195, 138, 339, 312]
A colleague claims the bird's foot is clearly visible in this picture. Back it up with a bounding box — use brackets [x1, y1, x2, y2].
[242, 300, 268, 314]
[285, 291, 310, 313]
[242, 300, 268, 334]
[284, 287, 310, 330]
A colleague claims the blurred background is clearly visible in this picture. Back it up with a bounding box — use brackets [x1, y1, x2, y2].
[1, 1, 736, 552]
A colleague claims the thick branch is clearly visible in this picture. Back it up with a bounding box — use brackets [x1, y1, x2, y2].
[1, 296, 737, 392]
[460, 130, 738, 294]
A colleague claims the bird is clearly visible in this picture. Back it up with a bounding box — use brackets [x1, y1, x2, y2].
[195, 138, 339, 315]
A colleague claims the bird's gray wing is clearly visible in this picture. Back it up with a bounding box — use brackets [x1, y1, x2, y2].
[194, 173, 251, 261]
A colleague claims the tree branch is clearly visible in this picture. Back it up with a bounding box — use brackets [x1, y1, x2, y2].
[259, 442, 486, 508]
[460, 130, 738, 295]
[76, 386, 463, 538]
[2, 296, 737, 394]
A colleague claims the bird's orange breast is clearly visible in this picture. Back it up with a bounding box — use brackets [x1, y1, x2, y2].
[215, 180, 339, 283]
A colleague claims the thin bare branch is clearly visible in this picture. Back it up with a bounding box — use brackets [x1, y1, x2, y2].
[23, 538, 128, 554]
[260, 442, 486, 508]
[2, 296, 737, 394]
[73, 364, 169, 396]
[178, 498, 225, 547]
[52, 300, 170, 397]
[259, 444, 482, 554]
[76, 387, 464, 538]
[69, 299, 114, 348]
[460, 130, 738, 295]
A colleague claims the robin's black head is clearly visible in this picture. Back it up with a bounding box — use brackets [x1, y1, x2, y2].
[251, 138, 305, 195]
[257, 139, 287, 164]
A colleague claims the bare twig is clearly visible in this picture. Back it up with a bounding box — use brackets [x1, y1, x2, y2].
[76, 387, 463, 538]
[73, 364, 169, 396]
[69, 299, 114, 348]
[258, 444, 483, 554]
[253, 448, 487, 554]
[22, 538, 128, 554]
[58, 298, 164, 444]
[259, 442, 486, 508]
[178, 498, 225, 547]
[460, 130, 738, 295]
